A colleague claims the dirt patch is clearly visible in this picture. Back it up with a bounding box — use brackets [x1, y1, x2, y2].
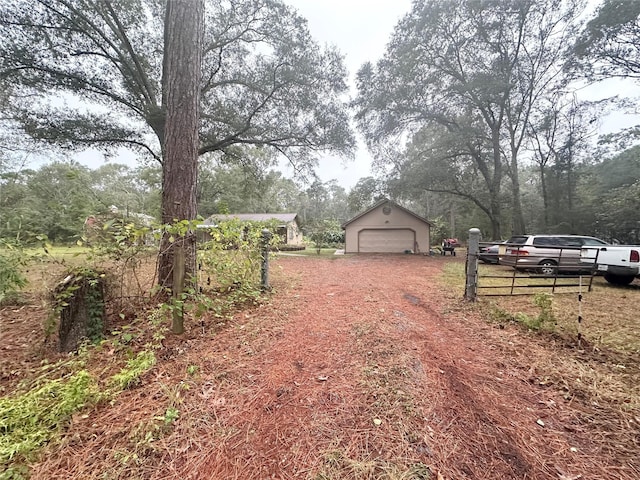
[4, 254, 639, 479]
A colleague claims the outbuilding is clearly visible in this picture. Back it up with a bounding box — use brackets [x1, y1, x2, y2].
[199, 213, 304, 248]
[342, 199, 432, 254]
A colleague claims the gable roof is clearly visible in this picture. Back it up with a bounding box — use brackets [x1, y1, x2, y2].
[341, 198, 433, 229]
[201, 213, 298, 226]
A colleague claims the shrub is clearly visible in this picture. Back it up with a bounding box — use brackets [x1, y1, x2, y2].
[0, 241, 29, 305]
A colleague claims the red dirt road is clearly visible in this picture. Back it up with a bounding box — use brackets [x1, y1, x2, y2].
[28, 254, 636, 479]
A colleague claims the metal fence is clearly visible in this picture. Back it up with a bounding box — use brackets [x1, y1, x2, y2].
[464, 229, 595, 300]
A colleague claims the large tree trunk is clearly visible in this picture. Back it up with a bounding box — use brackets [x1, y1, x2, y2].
[157, 0, 204, 290]
[509, 150, 526, 235]
[489, 127, 503, 240]
[539, 164, 549, 230]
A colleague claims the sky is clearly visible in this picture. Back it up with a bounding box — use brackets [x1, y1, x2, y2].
[282, 0, 414, 189]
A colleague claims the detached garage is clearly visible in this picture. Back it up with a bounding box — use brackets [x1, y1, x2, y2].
[342, 199, 432, 254]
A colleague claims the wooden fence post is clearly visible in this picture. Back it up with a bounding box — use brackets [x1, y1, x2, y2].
[261, 229, 272, 291]
[465, 228, 480, 301]
[172, 244, 185, 334]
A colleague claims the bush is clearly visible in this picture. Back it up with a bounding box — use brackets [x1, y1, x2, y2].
[0, 241, 29, 305]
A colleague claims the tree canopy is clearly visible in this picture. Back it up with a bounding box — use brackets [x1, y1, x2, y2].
[0, 0, 355, 172]
[573, 0, 640, 78]
[354, 0, 585, 239]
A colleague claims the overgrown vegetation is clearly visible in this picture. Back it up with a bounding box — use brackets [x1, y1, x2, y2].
[198, 218, 279, 298]
[490, 293, 557, 331]
[0, 371, 98, 470]
[0, 215, 282, 477]
[0, 241, 30, 305]
[0, 347, 156, 477]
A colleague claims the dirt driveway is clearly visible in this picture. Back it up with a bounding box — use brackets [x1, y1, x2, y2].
[29, 254, 637, 479]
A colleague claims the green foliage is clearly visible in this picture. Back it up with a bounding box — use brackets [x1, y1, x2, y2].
[0, 241, 29, 305]
[198, 218, 278, 296]
[0, 345, 157, 475]
[306, 219, 344, 253]
[108, 351, 157, 391]
[159, 406, 180, 426]
[514, 293, 557, 331]
[197, 159, 302, 218]
[573, 0, 640, 78]
[0, 0, 354, 173]
[0, 370, 99, 469]
[428, 216, 450, 246]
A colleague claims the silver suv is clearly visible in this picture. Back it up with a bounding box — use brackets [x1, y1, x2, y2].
[498, 234, 608, 275]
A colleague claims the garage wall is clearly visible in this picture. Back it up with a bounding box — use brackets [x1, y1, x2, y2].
[344, 202, 431, 253]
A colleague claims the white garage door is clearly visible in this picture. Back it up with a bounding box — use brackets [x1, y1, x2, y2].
[358, 229, 415, 253]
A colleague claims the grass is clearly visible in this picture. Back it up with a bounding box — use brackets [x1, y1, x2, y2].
[280, 247, 340, 257]
[442, 260, 640, 409]
[447, 261, 640, 352]
[472, 263, 639, 348]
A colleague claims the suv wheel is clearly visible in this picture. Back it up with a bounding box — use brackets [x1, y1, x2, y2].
[538, 260, 557, 276]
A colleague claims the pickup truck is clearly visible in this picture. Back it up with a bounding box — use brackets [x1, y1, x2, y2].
[580, 245, 640, 285]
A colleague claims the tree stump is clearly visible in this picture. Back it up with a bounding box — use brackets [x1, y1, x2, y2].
[56, 272, 107, 352]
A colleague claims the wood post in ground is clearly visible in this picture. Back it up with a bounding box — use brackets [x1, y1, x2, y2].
[172, 244, 186, 334]
[465, 228, 480, 301]
[57, 272, 106, 352]
[261, 229, 272, 291]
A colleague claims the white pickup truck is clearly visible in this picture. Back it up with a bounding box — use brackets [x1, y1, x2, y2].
[580, 245, 640, 285]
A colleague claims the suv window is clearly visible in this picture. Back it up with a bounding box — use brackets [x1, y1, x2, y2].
[558, 237, 583, 247]
[533, 237, 560, 246]
[506, 236, 529, 245]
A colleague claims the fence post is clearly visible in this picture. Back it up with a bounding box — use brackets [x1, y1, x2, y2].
[261, 229, 272, 291]
[172, 244, 185, 334]
[465, 228, 481, 301]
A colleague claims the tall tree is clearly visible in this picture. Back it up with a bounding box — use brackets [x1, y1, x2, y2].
[157, 0, 204, 288]
[347, 177, 385, 216]
[0, 0, 353, 168]
[0, 0, 354, 286]
[527, 95, 601, 230]
[354, 0, 584, 239]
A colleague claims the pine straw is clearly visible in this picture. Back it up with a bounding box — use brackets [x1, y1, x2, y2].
[14, 255, 640, 479]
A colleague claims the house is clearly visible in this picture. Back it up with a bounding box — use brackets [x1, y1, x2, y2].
[341, 199, 432, 254]
[199, 213, 304, 247]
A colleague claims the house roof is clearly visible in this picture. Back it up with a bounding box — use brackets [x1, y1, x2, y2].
[341, 198, 433, 229]
[201, 213, 298, 226]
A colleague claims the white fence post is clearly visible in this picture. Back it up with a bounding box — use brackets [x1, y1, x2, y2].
[465, 228, 481, 301]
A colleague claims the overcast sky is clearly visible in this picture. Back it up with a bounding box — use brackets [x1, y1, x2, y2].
[283, 0, 414, 190]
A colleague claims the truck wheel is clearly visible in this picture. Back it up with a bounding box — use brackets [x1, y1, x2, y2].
[538, 260, 557, 276]
[604, 273, 635, 286]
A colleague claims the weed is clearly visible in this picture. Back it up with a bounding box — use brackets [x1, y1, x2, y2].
[158, 406, 180, 426]
[0, 240, 30, 305]
[0, 370, 99, 469]
[108, 351, 156, 391]
[514, 293, 556, 330]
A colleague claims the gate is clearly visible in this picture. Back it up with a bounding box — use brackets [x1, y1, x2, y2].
[464, 229, 595, 300]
